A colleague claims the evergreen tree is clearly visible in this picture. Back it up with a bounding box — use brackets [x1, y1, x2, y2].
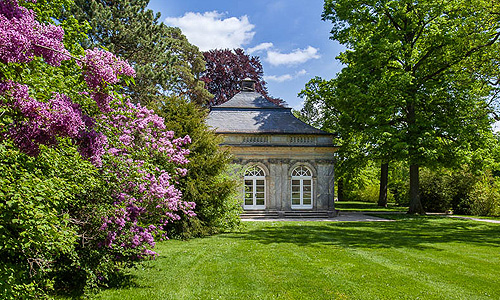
[70, 0, 212, 106]
[153, 97, 241, 236]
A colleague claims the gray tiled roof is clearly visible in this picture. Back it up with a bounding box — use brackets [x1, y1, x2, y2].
[207, 91, 330, 135]
[216, 91, 282, 108]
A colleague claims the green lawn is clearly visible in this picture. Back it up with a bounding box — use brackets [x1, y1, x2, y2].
[334, 200, 408, 212]
[452, 215, 500, 221]
[94, 218, 500, 300]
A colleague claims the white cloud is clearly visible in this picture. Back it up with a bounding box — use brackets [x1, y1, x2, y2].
[247, 42, 274, 54]
[296, 69, 307, 76]
[266, 46, 320, 66]
[164, 11, 255, 51]
[264, 74, 293, 82]
[264, 69, 307, 83]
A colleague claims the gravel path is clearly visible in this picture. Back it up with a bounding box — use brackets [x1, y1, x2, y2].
[241, 211, 396, 222]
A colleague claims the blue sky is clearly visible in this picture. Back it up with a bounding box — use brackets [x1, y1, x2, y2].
[147, 0, 345, 109]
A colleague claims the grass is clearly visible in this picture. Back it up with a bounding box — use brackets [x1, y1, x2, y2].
[452, 215, 500, 221]
[334, 200, 408, 212]
[93, 217, 500, 300]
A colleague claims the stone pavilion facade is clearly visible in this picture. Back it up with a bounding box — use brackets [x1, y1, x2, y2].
[207, 79, 338, 217]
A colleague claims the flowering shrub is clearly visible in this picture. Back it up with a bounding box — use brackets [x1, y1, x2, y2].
[0, 0, 195, 297]
[0, 0, 69, 66]
[97, 101, 194, 258]
[79, 48, 136, 112]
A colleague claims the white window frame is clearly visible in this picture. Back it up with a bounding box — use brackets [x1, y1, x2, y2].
[244, 166, 266, 210]
[291, 166, 313, 209]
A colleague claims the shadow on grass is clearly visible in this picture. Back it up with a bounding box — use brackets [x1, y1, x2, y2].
[226, 217, 500, 251]
[54, 272, 139, 299]
[334, 201, 407, 211]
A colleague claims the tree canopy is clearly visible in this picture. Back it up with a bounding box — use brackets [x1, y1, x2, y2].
[201, 48, 284, 106]
[70, 0, 212, 106]
[307, 0, 500, 213]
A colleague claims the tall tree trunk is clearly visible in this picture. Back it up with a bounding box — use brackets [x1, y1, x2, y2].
[337, 177, 344, 201]
[408, 164, 425, 214]
[406, 100, 425, 214]
[378, 162, 389, 207]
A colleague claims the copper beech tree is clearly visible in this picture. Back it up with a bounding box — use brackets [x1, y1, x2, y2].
[201, 48, 284, 107]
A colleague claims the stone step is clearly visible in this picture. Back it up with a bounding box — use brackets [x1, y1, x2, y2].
[283, 211, 330, 218]
[241, 210, 338, 219]
[241, 210, 279, 219]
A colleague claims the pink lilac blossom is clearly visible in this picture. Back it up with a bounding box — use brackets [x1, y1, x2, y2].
[76, 128, 107, 167]
[0, 81, 95, 156]
[78, 48, 135, 112]
[79, 48, 135, 89]
[97, 101, 195, 256]
[0, 0, 69, 66]
[90, 91, 113, 113]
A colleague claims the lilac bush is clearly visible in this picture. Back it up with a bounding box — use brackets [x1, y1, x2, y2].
[0, 0, 196, 296]
[79, 48, 136, 112]
[0, 0, 69, 66]
[97, 101, 195, 257]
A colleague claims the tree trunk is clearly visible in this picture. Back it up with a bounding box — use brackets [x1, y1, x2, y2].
[337, 177, 344, 201]
[378, 162, 389, 207]
[408, 164, 425, 214]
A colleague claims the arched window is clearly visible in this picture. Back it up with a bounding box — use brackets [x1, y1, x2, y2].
[291, 166, 313, 209]
[244, 166, 266, 209]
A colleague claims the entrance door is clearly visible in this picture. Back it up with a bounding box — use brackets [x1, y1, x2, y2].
[244, 166, 266, 210]
[291, 166, 313, 209]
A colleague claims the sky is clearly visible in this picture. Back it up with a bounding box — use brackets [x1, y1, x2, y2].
[147, 0, 345, 110]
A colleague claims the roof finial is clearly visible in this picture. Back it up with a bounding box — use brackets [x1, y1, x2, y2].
[241, 78, 256, 92]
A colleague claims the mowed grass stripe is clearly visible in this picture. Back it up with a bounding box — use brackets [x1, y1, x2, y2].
[94, 218, 500, 300]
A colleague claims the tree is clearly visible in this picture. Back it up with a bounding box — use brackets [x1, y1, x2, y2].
[201, 48, 284, 106]
[318, 0, 500, 213]
[299, 77, 374, 203]
[153, 96, 241, 237]
[70, 0, 212, 106]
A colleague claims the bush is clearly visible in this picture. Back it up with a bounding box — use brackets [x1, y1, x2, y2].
[350, 183, 394, 203]
[464, 174, 500, 216]
[390, 179, 409, 206]
[0, 141, 103, 299]
[419, 169, 452, 212]
[448, 171, 477, 215]
[155, 96, 241, 238]
[418, 168, 498, 215]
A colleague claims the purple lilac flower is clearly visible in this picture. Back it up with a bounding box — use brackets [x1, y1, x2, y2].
[0, 0, 69, 66]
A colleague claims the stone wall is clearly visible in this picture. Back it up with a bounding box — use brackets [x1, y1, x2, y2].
[231, 143, 336, 212]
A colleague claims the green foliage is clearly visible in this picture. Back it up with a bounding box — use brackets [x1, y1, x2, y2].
[70, 0, 212, 106]
[461, 173, 500, 216]
[154, 96, 241, 238]
[0, 140, 104, 299]
[352, 182, 394, 203]
[312, 0, 500, 213]
[419, 169, 454, 212]
[410, 168, 500, 215]
[336, 161, 399, 203]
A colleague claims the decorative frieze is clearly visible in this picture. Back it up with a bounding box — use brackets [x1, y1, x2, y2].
[289, 136, 316, 144]
[268, 158, 291, 164]
[242, 136, 269, 144]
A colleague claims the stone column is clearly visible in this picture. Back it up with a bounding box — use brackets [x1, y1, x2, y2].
[316, 162, 335, 210]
